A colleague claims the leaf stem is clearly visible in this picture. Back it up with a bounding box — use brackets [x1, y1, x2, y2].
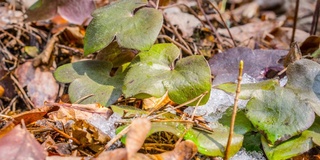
[291, 0, 299, 44]
[224, 60, 243, 160]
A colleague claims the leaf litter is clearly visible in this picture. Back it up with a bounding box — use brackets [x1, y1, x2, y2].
[0, 0, 320, 159]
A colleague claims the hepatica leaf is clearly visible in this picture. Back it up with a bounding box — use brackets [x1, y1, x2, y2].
[123, 43, 211, 106]
[184, 128, 243, 157]
[54, 60, 123, 106]
[215, 79, 278, 100]
[246, 86, 315, 145]
[262, 130, 320, 160]
[84, 0, 163, 55]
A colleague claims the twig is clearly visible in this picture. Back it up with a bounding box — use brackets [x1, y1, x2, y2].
[0, 28, 25, 46]
[163, 14, 193, 54]
[291, 0, 300, 44]
[224, 60, 243, 160]
[158, 35, 193, 55]
[47, 122, 82, 145]
[196, 0, 223, 48]
[207, 0, 237, 47]
[10, 73, 34, 109]
[73, 94, 94, 104]
[159, 3, 207, 27]
[33, 28, 64, 67]
[191, 91, 206, 120]
[310, 0, 320, 35]
[105, 124, 131, 149]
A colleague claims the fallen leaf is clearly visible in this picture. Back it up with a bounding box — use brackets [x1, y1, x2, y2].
[266, 27, 309, 49]
[15, 62, 59, 108]
[300, 36, 320, 56]
[26, 0, 95, 25]
[0, 125, 47, 159]
[164, 7, 201, 37]
[95, 148, 127, 160]
[132, 140, 198, 160]
[154, 140, 197, 160]
[126, 118, 151, 159]
[217, 21, 280, 48]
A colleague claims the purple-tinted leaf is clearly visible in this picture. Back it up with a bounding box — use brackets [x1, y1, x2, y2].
[26, 0, 95, 25]
[209, 47, 287, 85]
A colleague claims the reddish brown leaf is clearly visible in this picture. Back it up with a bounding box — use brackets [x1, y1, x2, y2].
[0, 125, 47, 159]
[12, 111, 47, 125]
[15, 61, 59, 108]
[26, 0, 95, 25]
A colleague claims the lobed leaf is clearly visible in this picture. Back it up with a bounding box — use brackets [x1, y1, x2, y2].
[123, 43, 211, 106]
[84, 0, 163, 55]
[54, 60, 123, 106]
[246, 87, 315, 145]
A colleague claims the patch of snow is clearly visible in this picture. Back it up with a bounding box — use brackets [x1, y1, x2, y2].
[231, 149, 266, 160]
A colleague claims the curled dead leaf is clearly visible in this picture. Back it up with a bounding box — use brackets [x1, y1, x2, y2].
[126, 118, 151, 159]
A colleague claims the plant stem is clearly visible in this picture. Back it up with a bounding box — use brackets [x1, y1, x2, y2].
[310, 0, 320, 35]
[224, 60, 243, 160]
[291, 0, 300, 44]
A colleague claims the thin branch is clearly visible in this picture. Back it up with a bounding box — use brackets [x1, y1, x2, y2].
[158, 35, 193, 55]
[310, 0, 320, 35]
[291, 0, 300, 44]
[10, 73, 34, 109]
[224, 60, 243, 160]
[163, 14, 193, 54]
[196, 0, 223, 48]
[207, 0, 237, 47]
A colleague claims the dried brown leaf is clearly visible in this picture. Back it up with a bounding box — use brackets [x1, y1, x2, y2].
[15, 61, 59, 108]
[95, 148, 127, 160]
[126, 118, 151, 159]
[0, 125, 47, 159]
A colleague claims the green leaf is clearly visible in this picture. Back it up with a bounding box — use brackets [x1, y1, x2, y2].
[242, 132, 262, 152]
[246, 86, 315, 145]
[68, 75, 122, 106]
[286, 59, 320, 93]
[184, 128, 243, 157]
[54, 60, 112, 83]
[215, 79, 278, 100]
[262, 130, 320, 160]
[116, 121, 242, 157]
[219, 108, 254, 135]
[54, 60, 123, 106]
[285, 59, 320, 116]
[84, 0, 163, 55]
[96, 42, 135, 67]
[123, 43, 211, 105]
